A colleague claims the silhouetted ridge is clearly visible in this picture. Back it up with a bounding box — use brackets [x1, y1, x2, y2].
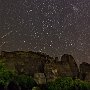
[0, 51, 90, 82]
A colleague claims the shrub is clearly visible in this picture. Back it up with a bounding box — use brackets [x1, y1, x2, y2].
[16, 74, 37, 89]
[47, 77, 90, 90]
[47, 77, 73, 90]
[73, 79, 90, 90]
[0, 62, 15, 86]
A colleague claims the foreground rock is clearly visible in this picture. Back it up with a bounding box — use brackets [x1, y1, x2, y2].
[1, 51, 90, 82]
[80, 62, 90, 81]
[34, 73, 46, 85]
[61, 54, 79, 78]
[32, 87, 41, 90]
[45, 54, 79, 82]
[0, 51, 50, 76]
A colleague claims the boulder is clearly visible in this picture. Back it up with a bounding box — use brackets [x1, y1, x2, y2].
[61, 54, 79, 78]
[32, 87, 41, 90]
[79, 62, 90, 81]
[85, 72, 90, 82]
[44, 63, 60, 82]
[0, 51, 51, 76]
[34, 73, 46, 85]
[44, 62, 72, 82]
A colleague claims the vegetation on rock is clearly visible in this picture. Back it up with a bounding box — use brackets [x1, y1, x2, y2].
[47, 77, 90, 90]
[0, 51, 90, 90]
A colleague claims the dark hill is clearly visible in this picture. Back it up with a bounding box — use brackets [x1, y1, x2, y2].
[0, 51, 90, 82]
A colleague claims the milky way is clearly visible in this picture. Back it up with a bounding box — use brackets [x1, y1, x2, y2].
[0, 0, 90, 65]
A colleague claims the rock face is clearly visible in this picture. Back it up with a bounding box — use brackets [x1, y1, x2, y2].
[85, 73, 90, 82]
[44, 63, 63, 82]
[44, 54, 79, 82]
[80, 62, 90, 81]
[32, 87, 41, 90]
[1, 51, 50, 76]
[44, 62, 72, 82]
[61, 54, 79, 78]
[0, 51, 79, 82]
[34, 73, 46, 85]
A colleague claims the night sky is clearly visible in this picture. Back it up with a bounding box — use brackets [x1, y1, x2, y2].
[0, 0, 90, 65]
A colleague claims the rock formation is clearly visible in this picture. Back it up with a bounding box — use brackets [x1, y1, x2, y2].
[61, 54, 79, 78]
[44, 54, 79, 82]
[32, 87, 41, 90]
[0, 51, 50, 76]
[0, 51, 90, 83]
[79, 62, 90, 81]
[34, 73, 46, 84]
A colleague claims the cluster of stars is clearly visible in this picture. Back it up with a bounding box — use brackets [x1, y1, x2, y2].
[0, 0, 90, 65]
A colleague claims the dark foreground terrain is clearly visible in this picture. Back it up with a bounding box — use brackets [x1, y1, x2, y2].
[0, 51, 90, 90]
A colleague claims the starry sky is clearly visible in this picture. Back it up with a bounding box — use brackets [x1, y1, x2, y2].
[0, 0, 90, 65]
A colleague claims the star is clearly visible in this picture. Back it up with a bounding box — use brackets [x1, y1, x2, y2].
[0, 0, 90, 65]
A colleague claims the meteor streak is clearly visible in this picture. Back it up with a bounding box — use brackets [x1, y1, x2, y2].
[1, 31, 13, 39]
[0, 42, 6, 48]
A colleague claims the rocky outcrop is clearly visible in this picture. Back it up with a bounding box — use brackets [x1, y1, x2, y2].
[32, 87, 41, 90]
[79, 62, 90, 81]
[61, 54, 79, 78]
[44, 63, 62, 82]
[34, 73, 46, 85]
[0, 51, 52, 76]
[0, 51, 87, 82]
[85, 73, 90, 82]
[44, 54, 79, 82]
[44, 62, 73, 82]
